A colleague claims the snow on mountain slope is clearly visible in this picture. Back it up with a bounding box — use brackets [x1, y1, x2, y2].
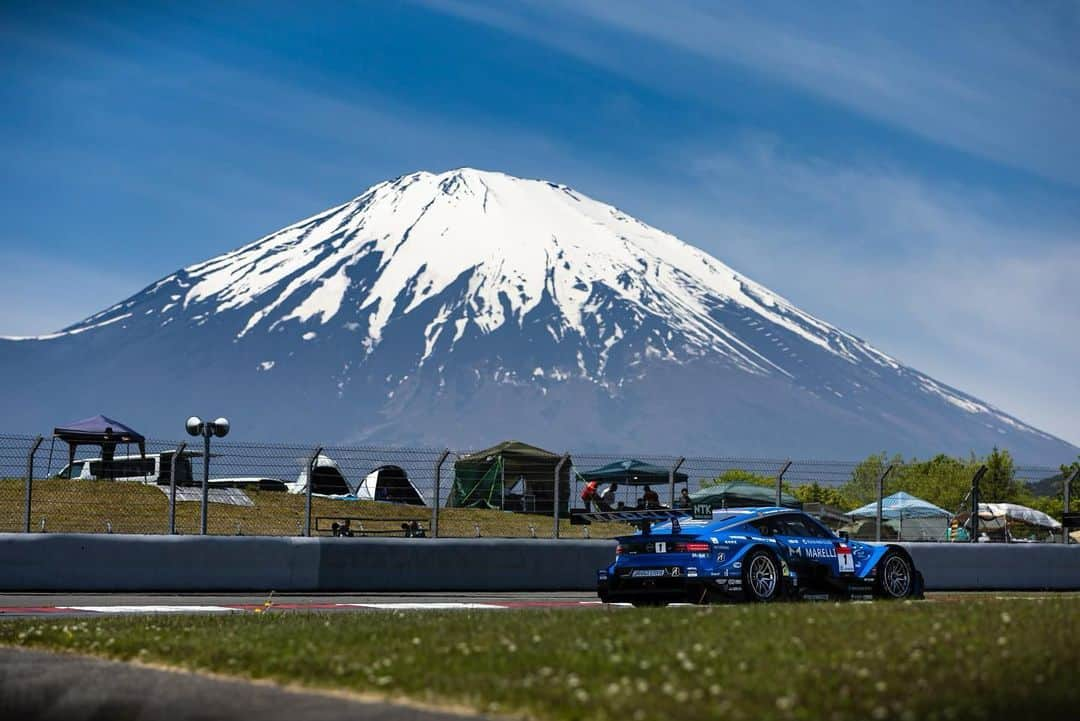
[0, 169, 1071, 460]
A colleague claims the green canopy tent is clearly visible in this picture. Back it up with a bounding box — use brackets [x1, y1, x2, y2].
[578, 459, 689, 486]
[577, 459, 690, 510]
[450, 440, 570, 515]
[689, 481, 800, 510]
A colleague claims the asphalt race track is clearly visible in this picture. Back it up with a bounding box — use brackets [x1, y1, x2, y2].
[0, 646, 489, 721]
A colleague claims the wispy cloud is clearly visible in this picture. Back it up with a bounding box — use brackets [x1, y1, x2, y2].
[424, 0, 1080, 186]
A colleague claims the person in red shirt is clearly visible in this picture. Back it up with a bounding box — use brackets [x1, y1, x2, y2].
[581, 480, 600, 511]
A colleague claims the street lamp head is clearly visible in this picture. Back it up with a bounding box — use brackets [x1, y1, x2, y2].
[185, 416, 204, 437]
[211, 417, 230, 438]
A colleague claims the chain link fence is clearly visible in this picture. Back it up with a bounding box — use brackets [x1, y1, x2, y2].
[0, 433, 1073, 541]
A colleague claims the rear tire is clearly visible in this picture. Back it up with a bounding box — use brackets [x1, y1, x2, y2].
[742, 549, 781, 602]
[874, 550, 915, 599]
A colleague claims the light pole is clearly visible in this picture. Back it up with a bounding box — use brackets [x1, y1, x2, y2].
[186, 416, 230, 535]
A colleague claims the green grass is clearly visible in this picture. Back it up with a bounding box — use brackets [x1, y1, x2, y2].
[3, 598, 1078, 720]
[0, 478, 630, 538]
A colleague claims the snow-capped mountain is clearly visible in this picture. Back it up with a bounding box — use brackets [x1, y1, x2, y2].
[1, 169, 1074, 462]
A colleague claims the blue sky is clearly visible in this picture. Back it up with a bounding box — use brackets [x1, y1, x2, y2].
[1, 1, 1078, 444]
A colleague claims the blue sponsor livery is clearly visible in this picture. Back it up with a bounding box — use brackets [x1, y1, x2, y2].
[594, 507, 923, 605]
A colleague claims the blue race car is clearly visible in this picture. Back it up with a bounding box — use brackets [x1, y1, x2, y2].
[593, 507, 923, 605]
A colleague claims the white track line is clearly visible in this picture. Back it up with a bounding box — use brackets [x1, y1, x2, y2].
[60, 605, 240, 614]
[339, 602, 508, 610]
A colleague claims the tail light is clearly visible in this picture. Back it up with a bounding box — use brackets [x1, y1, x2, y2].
[671, 542, 711, 553]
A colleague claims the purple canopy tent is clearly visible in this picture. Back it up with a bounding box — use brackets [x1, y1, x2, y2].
[52, 415, 146, 479]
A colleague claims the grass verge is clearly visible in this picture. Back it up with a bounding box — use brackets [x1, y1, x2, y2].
[0, 479, 630, 538]
[3, 598, 1078, 720]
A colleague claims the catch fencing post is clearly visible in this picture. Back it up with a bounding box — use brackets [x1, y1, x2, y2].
[554, 453, 570, 539]
[969, 465, 987, 543]
[776, 460, 792, 506]
[303, 446, 323, 537]
[1063, 468, 1076, 544]
[432, 449, 450, 538]
[874, 465, 895, 542]
[669, 457, 685, 508]
[168, 441, 187, 534]
[22, 435, 43, 533]
[199, 429, 210, 535]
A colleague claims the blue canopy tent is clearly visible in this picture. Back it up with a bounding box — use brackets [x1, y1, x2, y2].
[848, 491, 952, 541]
[52, 415, 146, 479]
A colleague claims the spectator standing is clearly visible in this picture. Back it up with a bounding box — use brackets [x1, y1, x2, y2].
[599, 482, 618, 511]
[581, 480, 599, 511]
[675, 488, 691, 509]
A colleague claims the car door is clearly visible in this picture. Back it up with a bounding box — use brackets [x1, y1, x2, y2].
[771, 514, 841, 578]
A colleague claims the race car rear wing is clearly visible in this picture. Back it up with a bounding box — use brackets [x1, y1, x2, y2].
[572, 504, 713, 533]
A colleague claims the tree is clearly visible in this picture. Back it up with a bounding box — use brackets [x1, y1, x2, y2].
[700, 468, 775, 489]
[840, 452, 902, 507]
[890, 454, 980, 514]
[1061, 456, 1080, 485]
[981, 447, 1021, 502]
[793, 482, 850, 510]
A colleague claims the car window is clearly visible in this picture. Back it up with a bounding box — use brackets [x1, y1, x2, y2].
[89, 458, 156, 478]
[749, 517, 783, 536]
[800, 516, 834, 539]
[772, 514, 827, 538]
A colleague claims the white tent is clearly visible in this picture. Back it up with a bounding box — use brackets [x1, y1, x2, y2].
[958, 502, 1061, 542]
[976, 503, 1060, 529]
[290, 454, 352, 496]
[357, 465, 425, 506]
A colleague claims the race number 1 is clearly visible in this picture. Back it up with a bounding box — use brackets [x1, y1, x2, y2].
[654, 541, 667, 554]
[837, 547, 854, 573]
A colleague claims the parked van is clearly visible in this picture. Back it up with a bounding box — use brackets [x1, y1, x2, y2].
[55, 452, 286, 490]
[56, 451, 194, 484]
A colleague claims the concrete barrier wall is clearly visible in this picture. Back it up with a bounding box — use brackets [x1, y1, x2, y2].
[0, 534, 323, 592]
[1, 533, 1077, 592]
[0, 534, 614, 592]
[900, 542, 1080, 591]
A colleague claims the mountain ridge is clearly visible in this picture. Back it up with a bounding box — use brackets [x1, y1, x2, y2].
[1, 168, 1073, 463]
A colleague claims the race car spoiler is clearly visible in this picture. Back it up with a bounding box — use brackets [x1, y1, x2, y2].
[572, 504, 713, 533]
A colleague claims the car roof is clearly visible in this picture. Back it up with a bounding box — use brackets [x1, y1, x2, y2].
[646, 506, 800, 535]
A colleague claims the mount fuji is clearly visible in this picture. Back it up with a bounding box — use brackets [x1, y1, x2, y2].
[1, 169, 1074, 462]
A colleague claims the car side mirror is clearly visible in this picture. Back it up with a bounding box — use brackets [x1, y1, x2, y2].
[839, 531, 849, 542]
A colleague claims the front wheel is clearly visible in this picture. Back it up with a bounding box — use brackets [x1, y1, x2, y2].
[874, 550, 915, 599]
[742, 549, 781, 602]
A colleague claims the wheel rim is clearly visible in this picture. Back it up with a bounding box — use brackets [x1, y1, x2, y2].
[883, 555, 911, 597]
[749, 555, 777, 598]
